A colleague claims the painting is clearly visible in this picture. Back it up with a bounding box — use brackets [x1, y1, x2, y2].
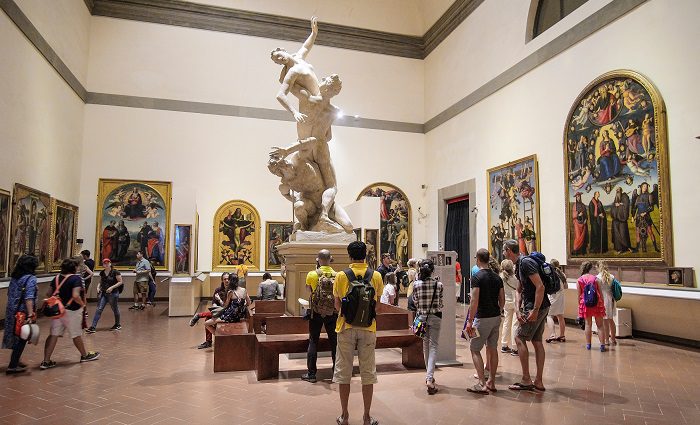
[487, 155, 540, 263]
[174, 224, 192, 275]
[96, 179, 171, 270]
[564, 70, 671, 264]
[667, 269, 683, 286]
[193, 213, 199, 272]
[357, 183, 411, 266]
[364, 229, 378, 270]
[213, 200, 260, 271]
[353, 228, 362, 241]
[0, 189, 10, 276]
[9, 184, 51, 272]
[265, 221, 292, 270]
[49, 200, 79, 271]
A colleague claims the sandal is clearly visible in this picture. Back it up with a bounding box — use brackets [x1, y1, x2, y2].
[556, 336, 566, 342]
[508, 382, 535, 391]
[467, 383, 489, 395]
[534, 385, 546, 392]
[486, 384, 497, 392]
[363, 417, 379, 425]
[545, 336, 557, 343]
[336, 416, 348, 425]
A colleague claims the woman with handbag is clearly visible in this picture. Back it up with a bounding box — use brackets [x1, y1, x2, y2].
[3, 255, 39, 374]
[410, 258, 443, 395]
[189, 272, 230, 349]
[204, 274, 253, 337]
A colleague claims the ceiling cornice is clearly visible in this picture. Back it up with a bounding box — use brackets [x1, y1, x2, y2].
[89, 0, 482, 59]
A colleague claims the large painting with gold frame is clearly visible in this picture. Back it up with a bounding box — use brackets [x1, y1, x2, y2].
[212, 200, 260, 271]
[487, 155, 540, 263]
[9, 184, 51, 272]
[564, 70, 672, 265]
[0, 189, 11, 276]
[357, 183, 411, 266]
[265, 221, 292, 270]
[49, 199, 79, 271]
[95, 179, 171, 270]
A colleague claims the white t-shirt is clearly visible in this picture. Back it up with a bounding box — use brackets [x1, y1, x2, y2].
[380, 283, 397, 304]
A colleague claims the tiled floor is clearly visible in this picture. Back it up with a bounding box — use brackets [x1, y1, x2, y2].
[1, 302, 699, 425]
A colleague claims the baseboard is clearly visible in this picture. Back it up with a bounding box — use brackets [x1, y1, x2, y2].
[564, 318, 699, 349]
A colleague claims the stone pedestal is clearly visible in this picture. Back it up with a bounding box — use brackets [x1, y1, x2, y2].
[276, 241, 353, 316]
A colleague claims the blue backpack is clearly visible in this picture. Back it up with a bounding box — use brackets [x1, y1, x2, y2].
[611, 278, 622, 301]
[527, 252, 561, 295]
[583, 279, 598, 307]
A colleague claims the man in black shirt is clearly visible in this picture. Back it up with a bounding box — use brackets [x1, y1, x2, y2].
[503, 239, 549, 392]
[465, 248, 504, 394]
[81, 250, 95, 292]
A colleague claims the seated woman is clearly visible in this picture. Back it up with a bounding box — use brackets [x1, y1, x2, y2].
[204, 275, 253, 338]
[190, 272, 230, 349]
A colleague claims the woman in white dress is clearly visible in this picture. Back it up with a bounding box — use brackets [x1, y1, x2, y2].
[597, 261, 617, 345]
[545, 259, 568, 343]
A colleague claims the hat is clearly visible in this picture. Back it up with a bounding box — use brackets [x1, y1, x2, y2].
[19, 323, 40, 345]
[102, 258, 111, 264]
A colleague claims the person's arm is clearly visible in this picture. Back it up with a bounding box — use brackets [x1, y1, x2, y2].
[25, 277, 37, 322]
[514, 279, 524, 322]
[71, 285, 84, 305]
[223, 290, 233, 308]
[84, 265, 94, 278]
[296, 16, 318, 59]
[498, 287, 505, 311]
[466, 286, 479, 336]
[257, 284, 263, 298]
[107, 274, 123, 293]
[276, 72, 306, 123]
[245, 290, 254, 312]
[526, 272, 545, 323]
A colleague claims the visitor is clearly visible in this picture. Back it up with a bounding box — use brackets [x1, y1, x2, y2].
[86, 258, 123, 333]
[80, 250, 95, 293]
[377, 252, 396, 279]
[455, 253, 463, 300]
[502, 239, 549, 392]
[204, 275, 252, 336]
[597, 261, 617, 345]
[3, 255, 39, 374]
[190, 273, 230, 349]
[500, 259, 519, 355]
[130, 251, 150, 310]
[545, 259, 568, 343]
[411, 258, 443, 395]
[233, 257, 249, 289]
[257, 272, 280, 300]
[465, 249, 504, 394]
[333, 241, 383, 425]
[302, 249, 338, 383]
[146, 256, 158, 306]
[577, 261, 607, 351]
[41, 258, 100, 369]
[380, 271, 398, 305]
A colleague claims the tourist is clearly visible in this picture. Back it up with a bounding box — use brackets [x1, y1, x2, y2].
[502, 239, 549, 392]
[411, 258, 443, 394]
[146, 256, 158, 306]
[130, 251, 150, 310]
[204, 275, 252, 336]
[190, 273, 230, 349]
[545, 259, 568, 343]
[380, 271, 398, 305]
[377, 252, 397, 279]
[333, 241, 383, 425]
[257, 272, 280, 300]
[233, 257, 249, 289]
[455, 253, 463, 301]
[3, 255, 39, 374]
[500, 259, 519, 355]
[465, 249, 504, 394]
[80, 250, 95, 293]
[41, 258, 100, 369]
[577, 261, 607, 351]
[86, 258, 123, 333]
[597, 261, 617, 345]
[302, 249, 338, 383]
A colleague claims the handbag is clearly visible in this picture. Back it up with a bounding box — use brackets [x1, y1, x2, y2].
[13, 277, 29, 337]
[412, 279, 438, 338]
[42, 275, 72, 319]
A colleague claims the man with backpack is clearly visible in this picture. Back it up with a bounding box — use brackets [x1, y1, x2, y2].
[502, 239, 550, 392]
[302, 250, 337, 383]
[333, 241, 383, 425]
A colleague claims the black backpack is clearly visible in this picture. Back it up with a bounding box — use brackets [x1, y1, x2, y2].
[526, 252, 561, 295]
[397, 270, 409, 288]
[341, 268, 376, 327]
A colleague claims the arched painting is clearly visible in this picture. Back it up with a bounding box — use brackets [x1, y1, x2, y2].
[95, 179, 171, 270]
[212, 200, 260, 271]
[564, 70, 672, 264]
[357, 183, 411, 267]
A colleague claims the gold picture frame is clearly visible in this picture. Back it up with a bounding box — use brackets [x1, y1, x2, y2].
[0, 188, 11, 276]
[9, 184, 51, 272]
[95, 179, 172, 270]
[486, 154, 541, 263]
[193, 213, 199, 273]
[265, 221, 293, 270]
[364, 228, 379, 270]
[49, 199, 79, 272]
[212, 200, 260, 271]
[174, 224, 192, 276]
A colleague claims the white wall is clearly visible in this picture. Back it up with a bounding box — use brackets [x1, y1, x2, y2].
[424, 0, 700, 274]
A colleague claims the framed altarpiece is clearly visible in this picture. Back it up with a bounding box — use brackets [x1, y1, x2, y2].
[212, 200, 260, 272]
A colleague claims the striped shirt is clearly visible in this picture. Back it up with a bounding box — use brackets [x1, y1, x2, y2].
[411, 278, 444, 316]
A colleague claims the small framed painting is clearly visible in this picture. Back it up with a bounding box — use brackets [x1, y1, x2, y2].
[266, 221, 293, 270]
[364, 229, 378, 270]
[174, 224, 192, 275]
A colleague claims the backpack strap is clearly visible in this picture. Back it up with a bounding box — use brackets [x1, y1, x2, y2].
[362, 268, 374, 284]
[343, 268, 356, 282]
[53, 274, 71, 295]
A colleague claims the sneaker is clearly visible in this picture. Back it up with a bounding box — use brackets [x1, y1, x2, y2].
[146, 301, 153, 306]
[110, 324, 122, 331]
[5, 367, 27, 375]
[80, 351, 101, 362]
[510, 350, 519, 356]
[85, 327, 96, 334]
[600, 344, 606, 352]
[586, 344, 592, 350]
[500, 346, 511, 353]
[129, 305, 139, 310]
[40, 360, 57, 370]
[189, 314, 200, 327]
[138, 305, 145, 310]
[197, 341, 212, 349]
[301, 373, 317, 383]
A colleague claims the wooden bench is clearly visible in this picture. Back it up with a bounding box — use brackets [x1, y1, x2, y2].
[213, 322, 256, 372]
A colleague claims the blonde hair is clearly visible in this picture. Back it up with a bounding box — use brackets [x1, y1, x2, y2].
[500, 259, 514, 277]
[488, 256, 501, 274]
[384, 271, 397, 286]
[597, 261, 612, 285]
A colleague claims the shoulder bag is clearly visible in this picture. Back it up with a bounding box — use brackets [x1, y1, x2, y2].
[412, 279, 438, 338]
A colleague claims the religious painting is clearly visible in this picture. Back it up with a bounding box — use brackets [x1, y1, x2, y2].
[265, 221, 292, 270]
[487, 155, 540, 263]
[357, 183, 411, 267]
[0, 189, 10, 276]
[364, 229, 378, 270]
[9, 184, 51, 272]
[213, 200, 260, 271]
[49, 200, 78, 271]
[564, 70, 671, 265]
[95, 179, 171, 270]
[174, 224, 191, 275]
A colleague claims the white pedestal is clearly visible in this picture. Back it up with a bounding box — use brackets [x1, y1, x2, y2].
[592, 307, 633, 338]
[168, 276, 200, 317]
[427, 250, 461, 366]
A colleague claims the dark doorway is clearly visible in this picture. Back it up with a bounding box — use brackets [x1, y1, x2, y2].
[444, 196, 469, 303]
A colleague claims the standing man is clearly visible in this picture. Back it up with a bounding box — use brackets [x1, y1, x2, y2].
[503, 239, 549, 392]
[333, 241, 383, 425]
[377, 253, 394, 279]
[81, 250, 95, 293]
[465, 249, 504, 394]
[302, 249, 337, 383]
[130, 251, 150, 310]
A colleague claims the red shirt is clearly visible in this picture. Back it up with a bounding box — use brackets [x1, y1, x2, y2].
[455, 262, 462, 283]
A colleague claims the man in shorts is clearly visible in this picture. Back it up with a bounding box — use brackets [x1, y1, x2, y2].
[130, 252, 150, 310]
[465, 248, 504, 394]
[503, 239, 550, 392]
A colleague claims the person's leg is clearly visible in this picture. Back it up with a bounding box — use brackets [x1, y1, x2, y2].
[608, 318, 617, 343]
[532, 341, 545, 388]
[325, 314, 338, 368]
[43, 336, 58, 362]
[585, 316, 593, 346]
[91, 293, 109, 328]
[306, 314, 323, 378]
[72, 336, 88, 357]
[148, 280, 156, 304]
[557, 314, 566, 338]
[425, 316, 441, 384]
[8, 338, 28, 369]
[362, 384, 374, 424]
[204, 318, 217, 336]
[357, 330, 378, 424]
[501, 306, 514, 348]
[110, 293, 121, 326]
[546, 315, 556, 339]
[594, 316, 606, 346]
[486, 345, 498, 389]
[514, 336, 531, 384]
[470, 349, 486, 386]
[334, 330, 354, 425]
[338, 384, 350, 425]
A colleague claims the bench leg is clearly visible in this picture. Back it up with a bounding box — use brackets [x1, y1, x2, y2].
[402, 339, 425, 369]
[214, 335, 256, 372]
[256, 345, 279, 381]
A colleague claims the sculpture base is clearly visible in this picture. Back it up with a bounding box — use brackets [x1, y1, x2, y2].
[291, 230, 356, 244]
[277, 241, 353, 316]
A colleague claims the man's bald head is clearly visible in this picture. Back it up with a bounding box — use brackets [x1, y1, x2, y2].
[317, 249, 332, 266]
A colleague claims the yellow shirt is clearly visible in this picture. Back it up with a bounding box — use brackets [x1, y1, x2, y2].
[305, 265, 336, 293]
[333, 263, 383, 333]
